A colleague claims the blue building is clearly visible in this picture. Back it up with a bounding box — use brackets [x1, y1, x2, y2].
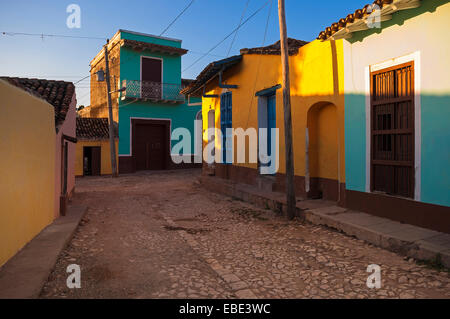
[87, 30, 202, 173]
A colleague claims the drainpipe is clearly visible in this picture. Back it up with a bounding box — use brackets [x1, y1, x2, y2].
[218, 69, 238, 89]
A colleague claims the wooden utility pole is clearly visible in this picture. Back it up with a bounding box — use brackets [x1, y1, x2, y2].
[277, 0, 296, 219]
[104, 40, 118, 177]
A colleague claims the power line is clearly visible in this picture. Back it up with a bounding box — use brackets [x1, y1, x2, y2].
[182, 0, 271, 74]
[227, 0, 251, 57]
[244, 0, 274, 129]
[1, 31, 107, 41]
[74, 74, 91, 84]
[160, 0, 196, 36]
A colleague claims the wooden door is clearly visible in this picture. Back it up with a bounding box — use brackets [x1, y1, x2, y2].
[371, 62, 414, 198]
[141, 57, 162, 99]
[91, 146, 101, 176]
[133, 122, 167, 171]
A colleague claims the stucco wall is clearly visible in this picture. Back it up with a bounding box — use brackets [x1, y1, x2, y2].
[0, 80, 56, 267]
[118, 101, 201, 156]
[201, 39, 345, 183]
[344, 0, 450, 207]
[75, 140, 119, 176]
[54, 93, 77, 218]
[117, 32, 201, 156]
[89, 39, 120, 122]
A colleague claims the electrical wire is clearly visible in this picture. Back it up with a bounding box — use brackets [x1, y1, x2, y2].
[1, 31, 107, 40]
[244, 0, 274, 129]
[159, 0, 196, 36]
[226, 0, 251, 57]
[182, 0, 272, 74]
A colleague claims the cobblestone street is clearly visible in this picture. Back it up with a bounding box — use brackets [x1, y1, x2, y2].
[41, 170, 450, 299]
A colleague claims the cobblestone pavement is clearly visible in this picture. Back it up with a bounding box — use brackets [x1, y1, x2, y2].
[40, 170, 450, 299]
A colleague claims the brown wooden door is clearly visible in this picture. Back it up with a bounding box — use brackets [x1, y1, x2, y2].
[91, 146, 101, 176]
[133, 122, 167, 171]
[371, 62, 414, 198]
[141, 57, 162, 99]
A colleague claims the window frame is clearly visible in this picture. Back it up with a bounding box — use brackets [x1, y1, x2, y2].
[369, 61, 415, 198]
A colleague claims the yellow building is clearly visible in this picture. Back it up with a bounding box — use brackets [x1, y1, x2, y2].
[75, 118, 118, 176]
[0, 80, 56, 267]
[182, 38, 345, 204]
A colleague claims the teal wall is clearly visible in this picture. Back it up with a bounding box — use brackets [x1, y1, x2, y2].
[118, 101, 201, 155]
[344, 94, 366, 192]
[119, 46, 181, 85]
[420, 95, 450, 206]
[345, 93, 450, 207]
[117, 30, 201, 156]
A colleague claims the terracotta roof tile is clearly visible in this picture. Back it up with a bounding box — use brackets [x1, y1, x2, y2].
[1, 77, 75, 129]
[317, 0, 395, 40]
[76, 118, 117, 140]
[180, 55, 243, 96]
[240, 38, 308, 55]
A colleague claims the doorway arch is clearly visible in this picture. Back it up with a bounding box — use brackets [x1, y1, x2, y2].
[306, 102, 339, 201]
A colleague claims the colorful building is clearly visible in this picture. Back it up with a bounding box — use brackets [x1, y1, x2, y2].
[318, 0, 450, 233]
[85, 29, 201, 173]
[0, 77, 76, 266]
[75, 118, 118, 176]
[182, 37, 345, 203]
[1, 77, 77, 217]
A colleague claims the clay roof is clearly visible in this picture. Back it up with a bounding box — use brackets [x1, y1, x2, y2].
[1, 77, 75, 129]
[119, 39, 188, 56]
[240, 38, 308, 55]
[317, 0, 421, 41]
[76, 118, 117, 140]
[180, 55, 243, 96]
[182, 37, 308, 96]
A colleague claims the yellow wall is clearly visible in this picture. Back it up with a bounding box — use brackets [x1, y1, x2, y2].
[75, 140, 119, 176]
[202, 39, 345, 183]
[0, 80, 56, 267]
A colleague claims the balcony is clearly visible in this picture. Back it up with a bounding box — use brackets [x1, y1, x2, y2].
[121, 79, 185, 103]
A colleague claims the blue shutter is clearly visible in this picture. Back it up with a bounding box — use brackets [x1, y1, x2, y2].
[267, 94, 276, 160]
[220, 92, 232, 164]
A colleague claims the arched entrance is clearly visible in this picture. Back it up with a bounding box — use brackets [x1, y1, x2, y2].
[306, 102, 339, 201]
[195, 110, 203, 161]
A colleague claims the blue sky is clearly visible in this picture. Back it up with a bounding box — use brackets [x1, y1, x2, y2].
[0, 0, 368, 106]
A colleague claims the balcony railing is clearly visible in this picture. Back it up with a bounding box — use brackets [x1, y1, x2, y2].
[121, 79, 185, 103]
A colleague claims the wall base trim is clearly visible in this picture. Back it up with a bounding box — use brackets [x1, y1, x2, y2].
[345, 190, 450, 234]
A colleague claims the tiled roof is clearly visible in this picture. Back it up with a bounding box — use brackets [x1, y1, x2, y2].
[119, 39, 188, 56]
[181, 37, 308, 96]
[1, 77, 75, 129]
[76, 118, 117, 140]
[240, 38, 308, 55]
[317, 0, 421, 41]
[180, 55, 243, 96]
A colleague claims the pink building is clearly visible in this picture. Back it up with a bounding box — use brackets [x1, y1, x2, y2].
[2, 77, 77, 217]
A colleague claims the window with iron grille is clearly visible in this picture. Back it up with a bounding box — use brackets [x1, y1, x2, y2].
[371, 62, 414, 198]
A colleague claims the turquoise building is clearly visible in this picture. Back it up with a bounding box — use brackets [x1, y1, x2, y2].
[90, 30, 201, 173]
